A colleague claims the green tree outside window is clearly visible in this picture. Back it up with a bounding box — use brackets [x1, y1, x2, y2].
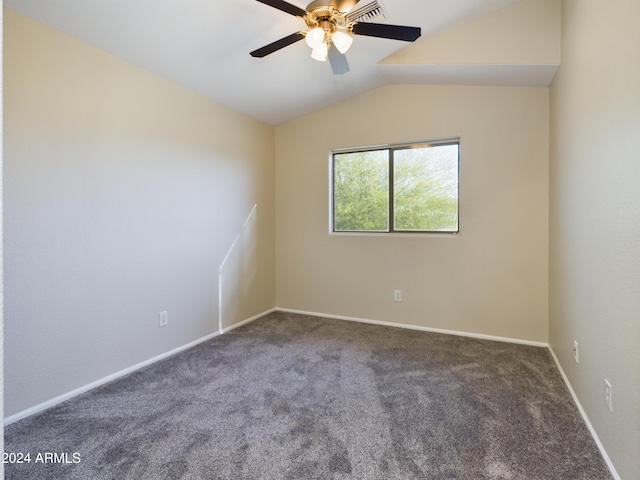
[333, 141, 459, 233]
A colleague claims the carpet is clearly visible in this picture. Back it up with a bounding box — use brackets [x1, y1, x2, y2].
[5, 311, 612, 479]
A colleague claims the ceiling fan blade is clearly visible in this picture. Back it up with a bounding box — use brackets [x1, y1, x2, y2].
[351, 22, 421, 42]
[328, 48, 350, 75]
[331, 0, 361, 13]
[250, 32, 306, 58]
[255, 0, 306, 17]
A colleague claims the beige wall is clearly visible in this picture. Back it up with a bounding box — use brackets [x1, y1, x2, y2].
[549, 1, 640, 478]
[275, 84, 549, 343]
[4, 9, 275, 417]
[383, 0, 560, 66]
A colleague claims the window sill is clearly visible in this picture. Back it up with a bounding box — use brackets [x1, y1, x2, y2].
[329, 231, 461, 239]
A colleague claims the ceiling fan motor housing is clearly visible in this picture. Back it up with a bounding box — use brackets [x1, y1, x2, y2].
[306, 0, 336, 15]
[305, 0, 350, 47]
[305, 1, 346, 31]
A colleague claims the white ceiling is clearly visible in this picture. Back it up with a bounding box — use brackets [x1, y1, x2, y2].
[5, 0, 546, 125]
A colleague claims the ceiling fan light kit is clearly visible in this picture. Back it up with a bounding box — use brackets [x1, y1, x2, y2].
[311, 42, 329, 61]
[251, 0, 421, 75]
[302, 1, 354, 61]
[331, 31, 353, 54]
[305, 27, 326, 49]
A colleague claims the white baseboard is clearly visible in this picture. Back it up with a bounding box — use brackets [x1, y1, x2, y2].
[4, 308, 275, 426]
[11, 306, 617, 479]
[279, 308, 619, 478]
[547, 347, 621, 480]
[275, 307, 549, 348]
[221, 308, 276, 334]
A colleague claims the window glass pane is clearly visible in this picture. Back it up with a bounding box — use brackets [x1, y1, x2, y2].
[334, 150, 389, 231]
[393, 144, 458, 232]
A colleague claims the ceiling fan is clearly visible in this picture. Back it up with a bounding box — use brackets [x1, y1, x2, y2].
[250, 0, 421, 75]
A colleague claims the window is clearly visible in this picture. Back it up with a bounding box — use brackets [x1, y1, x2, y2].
[331, 139, 459, 233]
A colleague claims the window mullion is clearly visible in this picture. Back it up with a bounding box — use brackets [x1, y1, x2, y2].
[389, 148, 394, 233]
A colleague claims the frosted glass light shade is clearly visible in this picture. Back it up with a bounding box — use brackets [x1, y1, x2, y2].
[332, 31, 353, 54]
[305, 27, 325, 49]
[311, 42, 328, 61]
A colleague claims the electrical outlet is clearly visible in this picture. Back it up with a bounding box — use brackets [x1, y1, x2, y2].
[604, 379, 612, 412]
[573, 340, 579, 363]
[394, 290, 402, 302]
[159, 310, 168, 328]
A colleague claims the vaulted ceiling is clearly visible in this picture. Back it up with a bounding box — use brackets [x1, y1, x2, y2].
[5, 0, 560, 125]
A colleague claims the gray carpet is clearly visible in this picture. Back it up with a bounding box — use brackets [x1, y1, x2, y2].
[5, 311, 612, 479]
